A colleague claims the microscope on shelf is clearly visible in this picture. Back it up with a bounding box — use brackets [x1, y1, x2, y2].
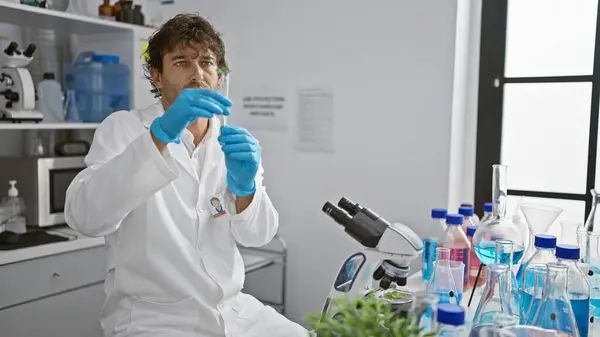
[0, 41, 43, 123]
[320, 197, 423, 320]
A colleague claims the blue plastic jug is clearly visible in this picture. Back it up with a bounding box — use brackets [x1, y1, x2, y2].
[63, 51, 130, 123]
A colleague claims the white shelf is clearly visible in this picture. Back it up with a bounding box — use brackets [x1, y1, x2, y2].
[0, 122, 100, 130]
[0, 1, 155, 35]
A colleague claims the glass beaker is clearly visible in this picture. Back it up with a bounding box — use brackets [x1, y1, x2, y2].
[577, 230, 600, 317]
[560, 221, 582, 246]
[426, 247, 464, 305]
[518, 202, 563, 265]
[531, 263, 580, 337]
[494, 240, 521, 315]
[472, 263, 519, 325]
[473, 165, 526, 266]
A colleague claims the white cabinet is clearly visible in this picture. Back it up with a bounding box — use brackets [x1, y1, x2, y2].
[0, 282, 105, 337]
[0, 245, 106, 337]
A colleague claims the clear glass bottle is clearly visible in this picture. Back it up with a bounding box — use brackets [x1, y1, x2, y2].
[436, 303, 467, 337]
[459, 206, 477, 232]
[518, 234, 557, 323]
[531, 263, 580, 337]
[481, 202, 493, 225]
[461, 203, 480, 226]
[584, 189, 600, 234]
[439, 214, 471, 288]
[578, 229, 600, 318]
[517, 234, 557, 290]
[433, 208, 448, 230]
[466, 226, 485, 289]
[555, 244, 590, 337]
[473, 165, 526, 266]
[519, 203, 563, 266]
[472, 263, 519, 325]
[494, 240, 521, 316]
[427, 247, 462, 305]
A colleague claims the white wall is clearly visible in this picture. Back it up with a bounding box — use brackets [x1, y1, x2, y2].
[151, 0, 466, 326]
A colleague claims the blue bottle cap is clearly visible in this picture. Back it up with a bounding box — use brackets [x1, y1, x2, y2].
[484, 202, 493, 212]
[432, 208, 447, 219]
[436, 304, 465, 326]
[458, 206, 474, 217]
[445, 214, 464, 225]
[91, 54, 120, 64]
[534, 234, 557, 249]
[555, 244, 580, 260]
[466, 225, 477, 237]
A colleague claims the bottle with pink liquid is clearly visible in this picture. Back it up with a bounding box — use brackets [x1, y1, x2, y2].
[439, 214, 471, 288]
[466, 225, 485, 289]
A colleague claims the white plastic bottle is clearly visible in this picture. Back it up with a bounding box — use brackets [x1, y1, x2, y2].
[2, 180, 27, 234]
[36, 72, 64, 123]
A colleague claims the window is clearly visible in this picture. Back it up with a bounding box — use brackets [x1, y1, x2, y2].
[474, 0, 600, 227]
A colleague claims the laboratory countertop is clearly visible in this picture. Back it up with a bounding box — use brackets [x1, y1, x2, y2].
[0, 226, 105, 266]
[0, 226, 283, 273]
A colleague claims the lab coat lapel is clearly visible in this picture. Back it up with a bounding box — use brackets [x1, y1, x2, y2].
[139, 102, 199, 183]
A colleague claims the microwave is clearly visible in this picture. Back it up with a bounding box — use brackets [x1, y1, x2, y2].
[0, 156, 86, 227]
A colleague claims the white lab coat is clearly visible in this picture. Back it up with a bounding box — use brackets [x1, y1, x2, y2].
[65, 102, 307, 337]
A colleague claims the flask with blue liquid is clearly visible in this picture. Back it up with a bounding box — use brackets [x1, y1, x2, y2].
[531, 262, 580, 337]
[555, 244, 590, 337]
[519, 234, 557, 323]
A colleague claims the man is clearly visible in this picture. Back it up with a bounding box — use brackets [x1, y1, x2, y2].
[65, 13, 308, 337]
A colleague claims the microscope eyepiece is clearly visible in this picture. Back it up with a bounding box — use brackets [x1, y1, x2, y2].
[23, 44, 36, 58]
[322, 202, 353, 227]
[4, 42, 18, 56]
[337, 197, 362, 216]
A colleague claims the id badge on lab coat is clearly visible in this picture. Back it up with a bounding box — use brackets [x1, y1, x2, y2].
[208, 192, 229, 219]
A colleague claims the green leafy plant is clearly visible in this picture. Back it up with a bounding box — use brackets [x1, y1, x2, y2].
[306, 295, 438, 337]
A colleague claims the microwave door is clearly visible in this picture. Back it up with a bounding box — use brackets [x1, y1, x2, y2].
[37, 157, 85, 227]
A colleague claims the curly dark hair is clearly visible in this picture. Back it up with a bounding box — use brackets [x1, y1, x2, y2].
[144, 13, 229, 98]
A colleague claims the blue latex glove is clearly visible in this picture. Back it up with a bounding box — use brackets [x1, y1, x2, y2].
[150, 88, 232, 144]
[218, 125, 262, 197]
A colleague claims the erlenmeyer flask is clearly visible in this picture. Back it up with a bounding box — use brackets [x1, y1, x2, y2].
[577, 229, 600, 318]
[518, 203, 563, 265]
[426, 247, 462, 305]
[531, 263, 580, 337]
[494, 240, 521, 316]
[410, 291, 438, 333]
[473, 165, 526, 266]
[472, 263, 519, 325]
[522, 265, 547, 325]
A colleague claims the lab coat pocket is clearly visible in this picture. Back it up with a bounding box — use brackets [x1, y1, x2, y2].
[128, 296, 199, 332]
